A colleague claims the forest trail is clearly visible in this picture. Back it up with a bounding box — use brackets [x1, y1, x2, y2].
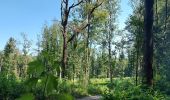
[76, 95, 102, 100]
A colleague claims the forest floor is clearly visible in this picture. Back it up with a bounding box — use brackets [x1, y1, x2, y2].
[76, 95, 102, 100]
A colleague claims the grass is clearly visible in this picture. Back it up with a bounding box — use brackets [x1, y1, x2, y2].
[70, 78, 131, 98]
[70, 77, 170, 100]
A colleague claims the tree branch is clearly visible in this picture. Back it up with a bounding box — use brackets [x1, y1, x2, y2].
[68, 0, 84, 13]
[67, 1, 104, 43]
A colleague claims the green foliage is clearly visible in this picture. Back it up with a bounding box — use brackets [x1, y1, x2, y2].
[4, 37, 16, 57]
[25, 78, 38, 89]
[44, 75, 58, 96]
[72, 87, 88, 98]
[93, 10, 108, 23]
[102, 78, 168, 100]
[155, 79, 170, 95]
[0, 74, 26, 99]
[70, 81, 89, 98]
[1, 0, 170, 99]
[48, 93, 74, 100]
[27, 60, 44, 77]
[88, 84, 108, 95]
[70, 78, 109, 97]
[16, 93, 35, 100]
[58, 80, 72, 94]
[25, 74, 59, 98]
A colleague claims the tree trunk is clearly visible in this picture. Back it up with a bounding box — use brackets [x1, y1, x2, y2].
[143, 0, 154, 87]
[136, 43, 139, 86]
[83, 0, 91, 87]
[109, 37, 112, 83]
[164, 0, 168, 32]
[62, 29, 68, 78]
[109, 13, 113, 83]
[61, 0, 69, 78]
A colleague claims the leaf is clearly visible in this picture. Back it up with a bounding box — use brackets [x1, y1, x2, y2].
[78, 47, 85, 53]
[45, 74, 58, 96]
[28, 60, 44, 76]
[93, 9, 108, 22]
[53, 61, 60, 71]
[15, 93, 35, 100]
[25, 78, 38, 89]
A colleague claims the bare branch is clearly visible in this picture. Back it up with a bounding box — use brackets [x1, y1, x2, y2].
[67, 22, 89, 43]
[63, 0, 67, 4]
[67, 0, 104, 43]
[68, 0, 84, 12]
[89, 1, 103, 18]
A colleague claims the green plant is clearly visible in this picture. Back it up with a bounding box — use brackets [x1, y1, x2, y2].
[48, 93, 74, 100]
[0, 73, 26, 99]
[102, 79, 168, 100]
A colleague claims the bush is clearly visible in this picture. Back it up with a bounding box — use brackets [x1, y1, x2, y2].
[48, 93, 74, 100]
[58, 80, 72, 93]
[0, 73, 26, 99]
[88, 84, 108, 95]
[71, 84, 88, 98]
[102, 78, 168, 100]
[103, 87, 167, 100]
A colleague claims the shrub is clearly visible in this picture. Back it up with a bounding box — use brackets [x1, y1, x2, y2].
[0, 73, 26, 99]
[103, 80, 167, 100]
[48, 93, 74, 100]
[88, 84, 108, 95]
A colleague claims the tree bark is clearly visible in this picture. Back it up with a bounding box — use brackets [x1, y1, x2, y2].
[143, 0, 154, 87]
[62, 29, 68, 78]
[108, 13, 113, 83]
[136, 40, 139, 86]
[164, 0, 168, 32]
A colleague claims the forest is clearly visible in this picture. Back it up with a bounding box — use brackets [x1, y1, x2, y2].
[0, 0, 170, 100]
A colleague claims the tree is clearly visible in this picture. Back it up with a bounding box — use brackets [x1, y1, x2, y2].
[126, 0, 144, 85]
[60, 0, 105, 78]
[107, 0, 116, 83]
[3, 37, 17, 75]
[0, 51, 3, 72]
[19, 33, 32, 78]
[102, 0, 119, 83]
[143, 0, 154, 87]
[60, 0, 83, 78]
[27, 24, 61, 98]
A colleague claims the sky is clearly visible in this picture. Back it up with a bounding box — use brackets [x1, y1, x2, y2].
[0, 0, 132, 51]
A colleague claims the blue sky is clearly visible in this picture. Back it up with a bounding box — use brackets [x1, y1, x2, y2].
[0, 0, 132, 51]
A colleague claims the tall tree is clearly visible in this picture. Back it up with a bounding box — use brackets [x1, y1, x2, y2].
[143, 0, 154, 87]
[60, 0, 104, 78]
[105, 0, 119, 83]
[19, 33, 32, 78]
[61, 0, 83, 78]
[126, 0, 144, 85]
[3, 37, 17, 77]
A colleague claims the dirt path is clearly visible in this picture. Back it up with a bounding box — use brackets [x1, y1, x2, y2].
[76, 95, 102, 100]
